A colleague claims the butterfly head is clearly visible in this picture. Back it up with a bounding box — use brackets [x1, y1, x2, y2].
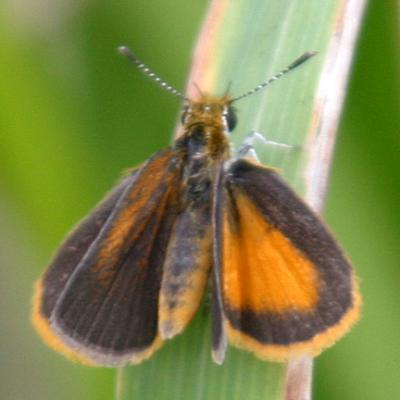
[180, 96, 237, 133]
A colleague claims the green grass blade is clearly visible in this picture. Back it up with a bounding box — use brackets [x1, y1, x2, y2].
[116, 1, 365, 399]
[116, 314, 285, 400]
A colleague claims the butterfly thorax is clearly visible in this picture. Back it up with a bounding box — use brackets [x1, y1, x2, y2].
[173, 96, 234, 208]
[178, 95, 235, 160]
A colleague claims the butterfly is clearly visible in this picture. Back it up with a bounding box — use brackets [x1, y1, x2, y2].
[32, 48, 360, 367]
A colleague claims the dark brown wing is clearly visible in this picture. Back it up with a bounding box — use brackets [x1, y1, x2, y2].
[33, 148, 183, 366]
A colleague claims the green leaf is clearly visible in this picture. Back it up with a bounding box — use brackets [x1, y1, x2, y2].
[116, 1, 365, 399]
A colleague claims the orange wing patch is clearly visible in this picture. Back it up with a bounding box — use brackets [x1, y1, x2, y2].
[97, 150, 177, 268]
[223, 191, 319, 313]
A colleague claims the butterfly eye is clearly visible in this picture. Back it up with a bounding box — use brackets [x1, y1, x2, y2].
[225, 105, 237, 131]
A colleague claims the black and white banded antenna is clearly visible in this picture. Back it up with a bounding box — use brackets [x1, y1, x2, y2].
[231, 51, 317, 103]
[118, 46, 188, 101]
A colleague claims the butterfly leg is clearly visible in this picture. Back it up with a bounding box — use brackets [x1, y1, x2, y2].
[237, 131, 297, 160]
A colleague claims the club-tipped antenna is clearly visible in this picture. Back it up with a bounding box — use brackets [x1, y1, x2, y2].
[231, 51, 317, 103]
[118, 46, 188, 101]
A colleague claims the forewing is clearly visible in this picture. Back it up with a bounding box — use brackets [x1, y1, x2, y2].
[32, 169, 139, 364]
[33, 149, 183, 366]
[219, 158, 360, 361]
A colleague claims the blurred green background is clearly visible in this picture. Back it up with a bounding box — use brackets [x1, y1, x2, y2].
[1, 1, 399, 400]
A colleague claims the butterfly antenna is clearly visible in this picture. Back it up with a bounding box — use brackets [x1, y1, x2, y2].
[231, 51, 317, 103]
[193, 82, 204, 97]
[224, 81, 233, 97]
[118, 46, 188, 101]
